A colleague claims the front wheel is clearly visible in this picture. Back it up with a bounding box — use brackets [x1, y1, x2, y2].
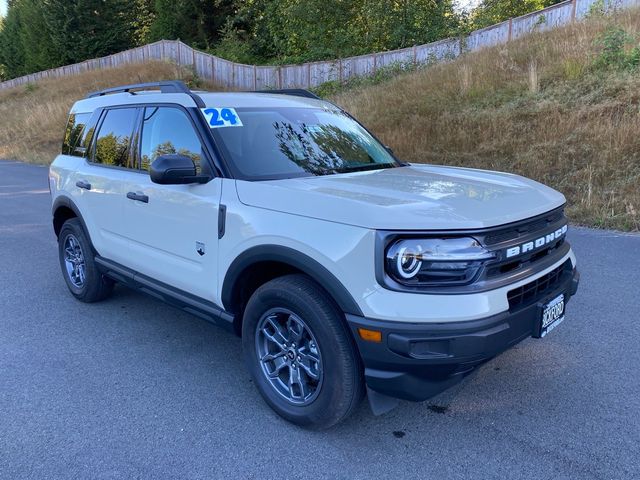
[242, 274, 364, 429]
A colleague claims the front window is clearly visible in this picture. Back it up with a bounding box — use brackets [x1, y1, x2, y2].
[209, 107, 399, 180]
[140, 107, 203, 173]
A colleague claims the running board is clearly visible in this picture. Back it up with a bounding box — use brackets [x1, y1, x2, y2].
[95, 256, 235, 332]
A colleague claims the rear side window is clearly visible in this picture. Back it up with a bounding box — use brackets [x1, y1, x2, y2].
[139, 107, 203, 173]
[92, 108, 138, 169]
[62, 113, 91, 156]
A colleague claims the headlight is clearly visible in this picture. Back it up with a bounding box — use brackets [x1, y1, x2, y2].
[385, 237, 495, 287]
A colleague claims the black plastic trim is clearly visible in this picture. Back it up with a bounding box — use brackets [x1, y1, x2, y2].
[51, 196, 91, 241]
[218, 204, 226, 239]
[346, 266, 579, 402]
[94, 256, 235, 331]
[221, 245, 364, 317]
[87, 80, 206, 108]
[253, 89, 321, 100]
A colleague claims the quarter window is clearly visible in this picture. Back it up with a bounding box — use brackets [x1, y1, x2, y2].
[62, 113, 91, 156]
[140, 107, 203, 173]
[92, 108, 138, 169]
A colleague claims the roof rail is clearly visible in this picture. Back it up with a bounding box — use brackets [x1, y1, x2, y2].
[254, 89, 321, 100]
[86, 80, 205, 107]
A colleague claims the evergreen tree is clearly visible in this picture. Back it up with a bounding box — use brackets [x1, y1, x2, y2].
[42, 0, 136, 65]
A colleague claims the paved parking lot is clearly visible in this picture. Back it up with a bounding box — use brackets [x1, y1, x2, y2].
[1, 160, 638, 479]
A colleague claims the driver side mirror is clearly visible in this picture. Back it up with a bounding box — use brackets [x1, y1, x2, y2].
[150, 154, 210, 185]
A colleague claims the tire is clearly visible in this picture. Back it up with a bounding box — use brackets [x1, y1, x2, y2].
[242, 274, 364, 429]
[58, 218, 113, 303]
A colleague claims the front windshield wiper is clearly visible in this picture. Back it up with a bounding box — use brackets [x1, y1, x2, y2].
[333, 163, 398, 174]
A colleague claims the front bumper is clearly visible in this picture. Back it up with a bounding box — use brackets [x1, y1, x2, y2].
[346, 265, 580, 402]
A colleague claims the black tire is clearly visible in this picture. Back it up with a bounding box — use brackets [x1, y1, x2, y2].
[58, 218, 114, 303]
[242, 274, 364, 429]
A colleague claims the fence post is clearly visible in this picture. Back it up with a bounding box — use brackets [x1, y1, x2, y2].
[571, 0, 578, 20]
[277, 66, 282, 89]
[307, 63, 311, 88]
[338, 59, 343, 84]
[508, 18, 513, 41]
[413, 45, 417, 66]
[254, 65, 258, 90]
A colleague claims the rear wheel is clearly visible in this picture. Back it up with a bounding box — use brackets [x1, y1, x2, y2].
[58, 218, 113, 302]
[242, 274, 364, 429]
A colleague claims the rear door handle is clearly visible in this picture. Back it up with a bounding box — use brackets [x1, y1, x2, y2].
[76, 180, 91, 190]
[126, 192, 149, 203]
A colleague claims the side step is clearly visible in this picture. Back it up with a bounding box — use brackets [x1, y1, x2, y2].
[94, 256, 235, 332]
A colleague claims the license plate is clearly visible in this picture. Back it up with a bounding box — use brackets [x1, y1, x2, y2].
[537, 294, 565, 338]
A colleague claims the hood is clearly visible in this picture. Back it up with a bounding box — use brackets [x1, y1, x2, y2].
[235, 164, 566, 230]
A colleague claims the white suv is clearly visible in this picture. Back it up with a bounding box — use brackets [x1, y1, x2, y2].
[49, 81, 579, 428]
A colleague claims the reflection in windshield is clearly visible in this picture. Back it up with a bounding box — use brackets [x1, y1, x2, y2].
[210, 107, 399, 180]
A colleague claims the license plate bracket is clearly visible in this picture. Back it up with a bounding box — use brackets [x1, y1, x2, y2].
[534, 293, 565, 338]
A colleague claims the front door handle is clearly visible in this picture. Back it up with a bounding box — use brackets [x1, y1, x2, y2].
[76, 180, 91, 190]
[126, 192, 149, 203]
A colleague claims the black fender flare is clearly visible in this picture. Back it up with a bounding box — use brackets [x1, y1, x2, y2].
[52, 195, 92, 243]
[221, 245, 364, 317]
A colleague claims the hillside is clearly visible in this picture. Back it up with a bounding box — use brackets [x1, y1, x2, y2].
[0, 8, 638, 231]
[332, 9, 640, 231]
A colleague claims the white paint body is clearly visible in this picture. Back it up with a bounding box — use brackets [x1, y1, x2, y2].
[50, 91, 576, 324]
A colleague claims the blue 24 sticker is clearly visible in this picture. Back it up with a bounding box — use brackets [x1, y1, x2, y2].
[201, 108, 243, 128]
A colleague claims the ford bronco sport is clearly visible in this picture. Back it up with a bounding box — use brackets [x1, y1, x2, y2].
[49, 81, 579, 428]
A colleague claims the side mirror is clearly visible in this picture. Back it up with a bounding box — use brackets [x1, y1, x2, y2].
[385, 145, 394, 155]
[150, 155, 210, 185]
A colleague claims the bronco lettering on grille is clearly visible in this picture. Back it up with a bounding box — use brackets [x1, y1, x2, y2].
[505, 224, 568, 259]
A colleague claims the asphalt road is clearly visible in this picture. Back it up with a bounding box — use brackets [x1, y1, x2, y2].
[1, 160, 639, 480]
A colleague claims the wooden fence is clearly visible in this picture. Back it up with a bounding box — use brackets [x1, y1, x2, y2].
[0, 0, 637, 92]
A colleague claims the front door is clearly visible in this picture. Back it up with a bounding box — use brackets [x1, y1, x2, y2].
[121, 106, 221, 302]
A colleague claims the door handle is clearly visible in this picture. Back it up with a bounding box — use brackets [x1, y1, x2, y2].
[76, 180, 91, 190]
[126, 192, 149, 203]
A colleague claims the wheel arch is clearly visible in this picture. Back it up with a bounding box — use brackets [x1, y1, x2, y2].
[222, 245, 364, 332]
[52, 196, 91, 242]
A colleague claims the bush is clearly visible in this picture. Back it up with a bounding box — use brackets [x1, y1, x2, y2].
[593, 26, 640, 71]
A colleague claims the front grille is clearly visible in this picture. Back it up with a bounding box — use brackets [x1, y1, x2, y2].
[483, 208, 565, 247]
[507, 260, 571, 311]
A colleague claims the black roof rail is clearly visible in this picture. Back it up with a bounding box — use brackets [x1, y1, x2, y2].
[253, 89, 320, 100]
[86, 80, 205, 108]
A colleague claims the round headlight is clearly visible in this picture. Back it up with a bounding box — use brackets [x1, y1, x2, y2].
[396, 245, 422, 279]
[385, 237, 495, 286]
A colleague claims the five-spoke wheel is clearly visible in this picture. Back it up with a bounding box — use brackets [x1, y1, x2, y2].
[256, 308, 323, 405]
[58, 218, 113, 302]
[243, 274, 364, 429]
[63, 234, 86, 288]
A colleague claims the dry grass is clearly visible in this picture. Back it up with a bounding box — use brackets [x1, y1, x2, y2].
[0, 61, 220, 165]
[1, 11, 639, 231]
[333, 9, 640, 231]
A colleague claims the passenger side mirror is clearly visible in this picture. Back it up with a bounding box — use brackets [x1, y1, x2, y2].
[150, 155, 210, 185]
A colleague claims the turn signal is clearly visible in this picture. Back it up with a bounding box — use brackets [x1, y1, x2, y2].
[358, 328, 382, 343]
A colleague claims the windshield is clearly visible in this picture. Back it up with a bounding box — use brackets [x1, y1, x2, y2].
[208, 107, 399, 180]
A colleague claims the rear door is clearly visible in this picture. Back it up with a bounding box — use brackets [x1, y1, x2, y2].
[120, 105, 222, 302]
[73, 107, 140, 264]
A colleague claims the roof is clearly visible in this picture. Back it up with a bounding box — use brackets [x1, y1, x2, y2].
[72, 82, 330, 114]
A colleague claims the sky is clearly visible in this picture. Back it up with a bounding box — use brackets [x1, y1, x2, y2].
[0, 0, 6, 18]
[458, 0, 482, 10]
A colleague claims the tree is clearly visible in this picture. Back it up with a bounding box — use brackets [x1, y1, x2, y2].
[471, 0, 564, 28]
[42, 0, 136, 65]
[148, 0, 235, 49]
[0, 1, 28, 78]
